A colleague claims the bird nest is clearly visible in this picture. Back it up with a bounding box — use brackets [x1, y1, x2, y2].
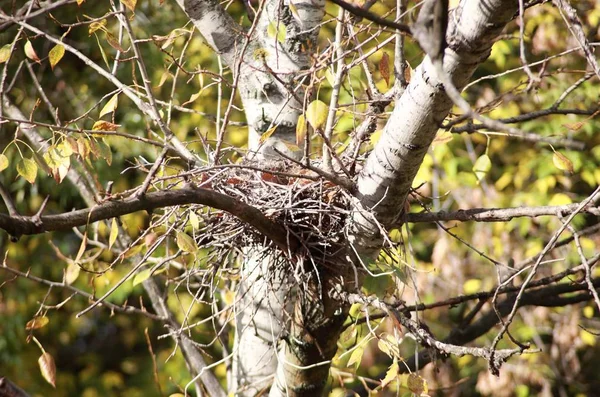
[183, 160, 353, 274]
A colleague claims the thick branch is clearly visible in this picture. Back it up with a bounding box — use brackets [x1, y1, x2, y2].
[354, 0, 518, 233]
[0, 186, 293, 252]
[174, 0, 242, 66]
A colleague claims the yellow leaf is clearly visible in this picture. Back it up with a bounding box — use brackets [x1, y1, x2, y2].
[407, 373, 428, 395]
[305, 100, 329, 130]
[132, 269, 151, 286]
[473, 154, 491, 182]
[176, 231, 197, 253]
[65, 262, 80, 285]
[0, 44, 11, 64]
[77, 0, 85, 5]
[182, 91, 201, 106]
[38, 352, 56, 388]
[189, 211, 200, 229]
[223, 289, 235, 305]
[99, 93, 119, 118]
[88, 19, 107, 35]
[17, 158, 38, 184]
[259, 126, 277, 145]
[463, 278, 481, 294]
[381, 361, 398, 388]
[0, 154, 8, 171]
[120, 0, 137, 12]
[377, 334, 400, 358]
[24, 40, 40, 63]
[296, 114, 308, 145]
[48, 44, 65, 70]
[109, 218, 119, 249]
[553, 151, 574, 173]
[347, 345, 364, 368]
[26, 316, 50, 330]
[92, 120, 120, 131]
[549, 193, 572, 206]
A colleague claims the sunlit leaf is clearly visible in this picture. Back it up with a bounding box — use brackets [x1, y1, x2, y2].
[189, 211, 200, 229]
[92, 120, 120, 131]
[99, 93, 119, 117]
[38, 352, 56, 388]
[65, 262, 80, 285]
[379, 52, 390, 86]
[176, 231, 197, 253]
[77, 0, 85, 5]
[24, 40, 40, 63]
[305, 100, 329, 130]
[0, 154, 8, 171]
[48, 44, 65, 70]
[380, 360, 398, 388]
[553, 151, 574, 173]
[347, 345, 364, 368]
[17, 158, 38, 184]
[26, 316, 50, 330]
[259, 126, 277, 144]
[0, 44, 11, 64]
[295, 115, 308, 146]
[89, 19, 107, 35]
[121, 0, 137, 12]
[132, 269, 151, 286]
[109, 218, 119, 249]
[473, 154, 491, 182]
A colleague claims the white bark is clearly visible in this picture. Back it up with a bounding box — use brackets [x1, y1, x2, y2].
[352, 0, 519, 243]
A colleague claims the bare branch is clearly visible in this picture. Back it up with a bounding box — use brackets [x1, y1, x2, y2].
[404, 202, 600, 224]
[0, 185, 293, 251]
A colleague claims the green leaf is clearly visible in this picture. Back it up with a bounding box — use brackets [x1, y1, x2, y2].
[99, 93, 119, 117]
[473, 154, 491, 182]
[380, 360, 398, 388]
[109, 218, 118, 249]
[176, 231, 197, 253]
[0, 154, 8, 171]
[553, 151, 574, 173]
[347, 345, 364, 368]
[267, 21, 287, 43]
[17, 158, 38, 184]
[305, 100, 329, 130]
[48, 44, 65, 70]
[132, 269, 151, 286]
[0, 44, 11, 64]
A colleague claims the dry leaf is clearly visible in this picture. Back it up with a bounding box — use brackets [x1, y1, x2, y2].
[379, 52, 390, 86]
[24, 40, 40, 63]
[38, 352, 57, 388]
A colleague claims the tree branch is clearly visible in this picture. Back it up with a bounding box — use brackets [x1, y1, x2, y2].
[0, 185, 292, 251]
[403, 202, 600, 224]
